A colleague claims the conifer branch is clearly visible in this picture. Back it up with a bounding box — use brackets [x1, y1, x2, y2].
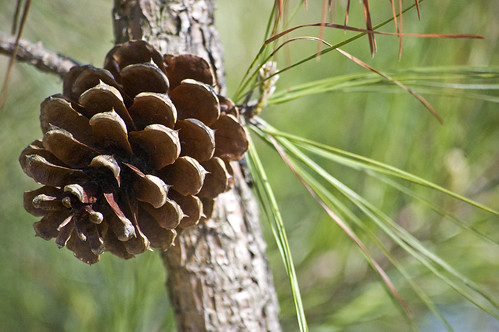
[0, 32, 80, 78]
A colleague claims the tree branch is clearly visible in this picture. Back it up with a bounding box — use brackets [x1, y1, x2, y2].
[0, 31, 80, 78]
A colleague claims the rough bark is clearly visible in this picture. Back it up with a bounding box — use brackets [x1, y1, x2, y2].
[112, 1, 281, 331]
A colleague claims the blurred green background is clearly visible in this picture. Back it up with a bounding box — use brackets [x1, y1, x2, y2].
[0, 1, 497, 331]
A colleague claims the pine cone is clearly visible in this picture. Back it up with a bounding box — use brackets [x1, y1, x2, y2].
[19, 40, 248, 264]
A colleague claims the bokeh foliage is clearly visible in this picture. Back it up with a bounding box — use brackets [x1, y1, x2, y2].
[0, 0, 497, 331]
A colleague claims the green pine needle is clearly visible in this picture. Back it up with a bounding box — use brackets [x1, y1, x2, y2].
[260, 125, 498, 215]
[249, 118, 499, 324]
[245, 135, 309, 332]
[268, 67, 499, 105]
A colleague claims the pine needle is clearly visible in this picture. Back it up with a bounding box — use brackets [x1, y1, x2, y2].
[317, 0, 329, 57]
[261, 126, 499, 215]
[334, 47, 443, 123]
[262, 129, 412, 317]
[268, 66, 499, 105]
[0, 0, 32, 110]
[265, 23, 483, 44]
[362, 0, 376, 56]
[252, 119, 499, 318]
[246, 135, 309, 332]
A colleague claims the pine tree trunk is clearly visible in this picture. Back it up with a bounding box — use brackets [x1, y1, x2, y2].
[112, 1, 281, 331]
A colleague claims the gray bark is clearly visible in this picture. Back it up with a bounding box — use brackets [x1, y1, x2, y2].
[112, 1, 281, 331]
[0, 31, 79, 78]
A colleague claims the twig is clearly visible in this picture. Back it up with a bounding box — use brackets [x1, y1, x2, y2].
[0, 31, 80, 78]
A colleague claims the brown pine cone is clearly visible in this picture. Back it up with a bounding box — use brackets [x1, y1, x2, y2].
[19, 40, 248, 264]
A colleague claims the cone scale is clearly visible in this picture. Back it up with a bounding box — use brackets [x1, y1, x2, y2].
[19, 40, 248, 264]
